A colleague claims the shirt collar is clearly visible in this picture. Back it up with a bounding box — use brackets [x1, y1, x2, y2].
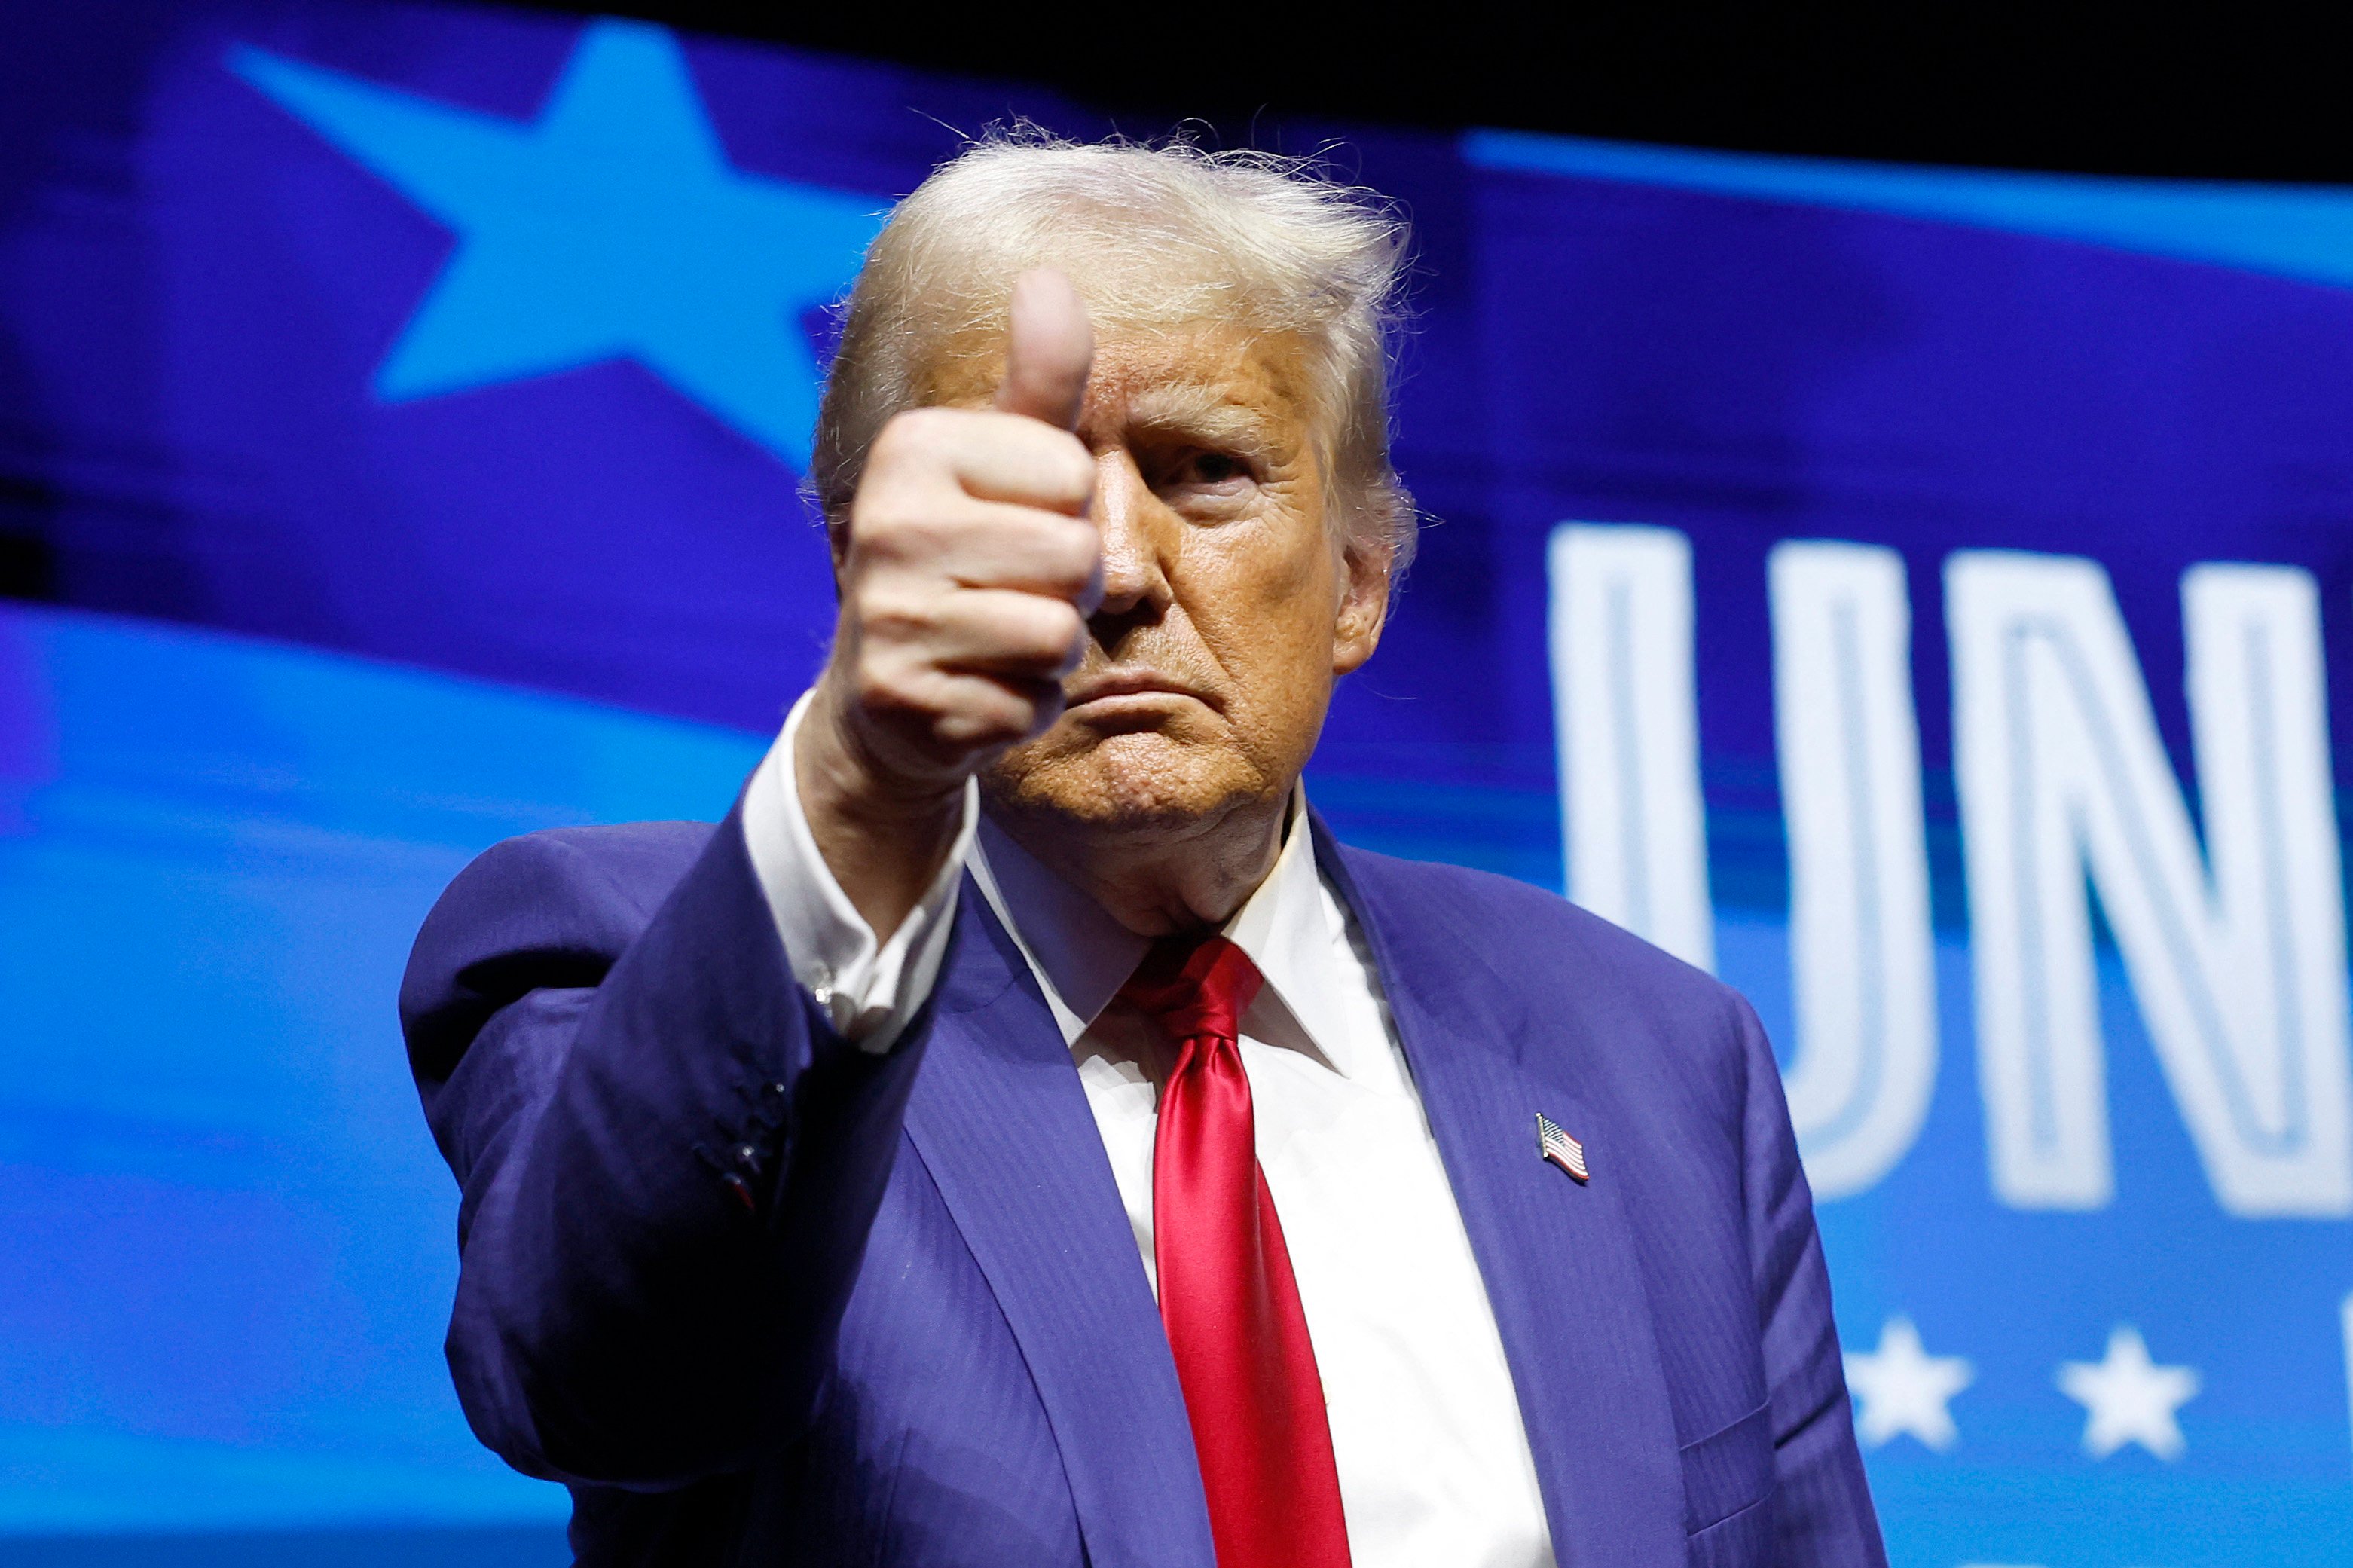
[969, 808, 1147, 1046]
[969, 784, 1357, 1071]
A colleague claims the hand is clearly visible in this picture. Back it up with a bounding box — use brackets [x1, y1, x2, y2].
[796, 269, 1099, 936]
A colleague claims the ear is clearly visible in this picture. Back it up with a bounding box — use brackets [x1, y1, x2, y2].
[1331, 533, 1393, 676]
[827, 512, 852, 597]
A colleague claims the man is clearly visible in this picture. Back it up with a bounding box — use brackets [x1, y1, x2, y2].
[402, 139, 1885, 1567]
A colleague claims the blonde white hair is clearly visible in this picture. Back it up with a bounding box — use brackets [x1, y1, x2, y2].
[811, 134, 1418, 573]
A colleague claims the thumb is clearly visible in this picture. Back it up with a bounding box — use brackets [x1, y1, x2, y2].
[994, 267, 1093, 431]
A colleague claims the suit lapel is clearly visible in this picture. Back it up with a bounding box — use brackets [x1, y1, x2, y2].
[903, 882, 1215, 1568]
[1315, 821, 1688, 1568]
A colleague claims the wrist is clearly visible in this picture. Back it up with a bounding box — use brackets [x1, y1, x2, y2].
[793, 674, 968, 941]
[795, 673, 968, 833]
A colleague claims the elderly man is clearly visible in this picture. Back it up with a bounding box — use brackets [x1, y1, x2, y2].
[402, 140, 1884, 1568]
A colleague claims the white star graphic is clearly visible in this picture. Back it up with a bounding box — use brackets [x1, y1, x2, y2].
[1844, 1316, 1973, 1451]
[2057, 1325, 2199, 1460]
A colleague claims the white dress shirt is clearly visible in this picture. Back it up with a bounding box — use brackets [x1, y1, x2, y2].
[742, 693, 1555, 1568]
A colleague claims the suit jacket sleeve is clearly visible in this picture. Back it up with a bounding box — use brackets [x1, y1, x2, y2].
[398, 805, 940, 1489]
[1736, 996, 1890, 1566]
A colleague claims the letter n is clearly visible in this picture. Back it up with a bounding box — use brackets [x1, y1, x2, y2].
[1947, 551, 2353, 1215]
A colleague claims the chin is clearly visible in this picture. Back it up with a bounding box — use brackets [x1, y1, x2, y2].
[985, 729, 1274, 838]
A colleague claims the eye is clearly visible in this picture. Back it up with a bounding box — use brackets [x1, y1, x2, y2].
[1176, 449, 1251, 487]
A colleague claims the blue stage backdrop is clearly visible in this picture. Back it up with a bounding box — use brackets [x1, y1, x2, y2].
[4, 5, 2352, 1565]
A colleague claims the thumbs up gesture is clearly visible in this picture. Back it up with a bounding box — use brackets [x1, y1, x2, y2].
[796, 270, 1102, 933]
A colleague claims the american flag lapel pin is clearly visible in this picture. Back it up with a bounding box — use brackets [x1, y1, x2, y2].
[1536, 1113, 1589, 1183]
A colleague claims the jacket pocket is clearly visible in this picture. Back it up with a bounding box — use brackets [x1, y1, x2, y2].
[1678, 1401, 1773, 1536]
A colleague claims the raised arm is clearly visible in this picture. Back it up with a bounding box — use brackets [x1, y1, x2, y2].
[397, 271, 1104, 1487]
[402, 811, 929, 1484]
[796, 265, 1099, 937]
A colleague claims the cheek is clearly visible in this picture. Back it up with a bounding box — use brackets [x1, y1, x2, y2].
[1185, 524, 1342, 692]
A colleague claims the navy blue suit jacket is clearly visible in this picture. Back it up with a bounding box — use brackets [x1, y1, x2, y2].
[400, 808, 1885, 1566]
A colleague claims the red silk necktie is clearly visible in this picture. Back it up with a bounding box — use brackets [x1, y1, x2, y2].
[1120, 934, 1352, 1568]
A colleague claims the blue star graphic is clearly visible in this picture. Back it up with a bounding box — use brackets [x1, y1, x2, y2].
[229, 20, 885, 467]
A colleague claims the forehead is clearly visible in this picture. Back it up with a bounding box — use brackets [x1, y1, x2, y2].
[924, 319, 1323, 440]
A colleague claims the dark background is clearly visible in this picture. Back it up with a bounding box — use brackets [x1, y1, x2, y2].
[11, 0, 2348, 610]
[521, 0, 2353, 182]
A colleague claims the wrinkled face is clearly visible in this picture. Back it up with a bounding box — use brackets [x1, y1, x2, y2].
[926, 319, 1391, 842]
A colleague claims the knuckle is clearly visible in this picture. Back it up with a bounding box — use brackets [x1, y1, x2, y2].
[937, 683, 1019, 744]
[1019, 600, 1084, 659]
[852, 486, 949, 548]
[1056, 445, 1097, 500]
[852, 664, 920, 720]
[997, 518, 1093, 597]
[958, 602, 1051, 668]
[1050, 524, 1100, 590]
[854, 588, 934, 644]
[863, 409, 965, 491]
[992, 423, 1093, 507]
[858, 512, 934, 561]
[863, 412, 918, 470]
[1027, 436, 1096, 506]
[876, 406, 948, 450]
[936, 712, 1001, 751]
[842, 494, 901, 557]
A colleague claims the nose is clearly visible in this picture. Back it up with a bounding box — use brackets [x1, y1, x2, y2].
[1088, 450, 1172, 640]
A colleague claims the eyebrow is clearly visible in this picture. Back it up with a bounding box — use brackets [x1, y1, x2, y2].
[1119, 384, 1285, 452]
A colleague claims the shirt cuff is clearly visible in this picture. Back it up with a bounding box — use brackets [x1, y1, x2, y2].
[739, 689, 977, 1053]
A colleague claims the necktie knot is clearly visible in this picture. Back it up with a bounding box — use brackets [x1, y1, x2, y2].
[1117, 933, 1264, 1049]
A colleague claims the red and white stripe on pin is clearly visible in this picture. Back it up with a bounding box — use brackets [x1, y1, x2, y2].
[1536, 1113, 1589, 1183]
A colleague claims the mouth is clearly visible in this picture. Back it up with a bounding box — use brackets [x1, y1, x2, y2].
[1063, 668, 1218, 716]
